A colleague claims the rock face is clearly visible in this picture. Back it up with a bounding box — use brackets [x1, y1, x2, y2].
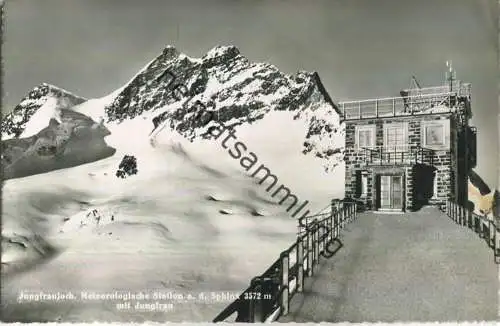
[104, 45, 344, 171]
[116, 155, 138, 178]
[2, 109, 115, 180]
[1, 83, 87, 140]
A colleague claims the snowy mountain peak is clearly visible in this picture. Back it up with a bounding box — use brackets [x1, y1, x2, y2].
[201, 45, 241, 66]
[97, 44, 344, 171]
[2, 83, 87, 139]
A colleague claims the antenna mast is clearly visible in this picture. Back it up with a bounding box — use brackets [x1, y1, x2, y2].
[411, 75, 421, 90]
[175, 22, 180, 44]
[446, 61, 456, 92]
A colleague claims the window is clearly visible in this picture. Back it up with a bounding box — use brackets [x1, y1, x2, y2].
[421, 120, 449, 149]
[384, 123, 407, 151]
[424, 124, 445, 146]
[356, 125, 375, 150]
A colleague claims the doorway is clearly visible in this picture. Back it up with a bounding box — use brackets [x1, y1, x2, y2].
[377, 174, 404, 211]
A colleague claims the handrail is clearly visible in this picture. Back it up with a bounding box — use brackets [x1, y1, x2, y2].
[339, 91, 466, 105]
[443, 199, 500, 264]
[361, 145, 435, 166]
[212, 199, 359, 323]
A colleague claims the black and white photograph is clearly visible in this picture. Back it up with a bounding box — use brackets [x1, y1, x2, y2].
[1, 0, 499, 323]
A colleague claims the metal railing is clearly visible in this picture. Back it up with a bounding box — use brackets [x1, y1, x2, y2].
[339, 83, 471, 121]
[444, 199, 500, 264]
[212, 199, 359, 323]
[401, 83, 471, 98]
[361, 145, 435, 166]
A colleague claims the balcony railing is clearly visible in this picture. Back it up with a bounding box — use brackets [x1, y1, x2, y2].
[339, 83, 471, 121]
[361, 145, 435, 166]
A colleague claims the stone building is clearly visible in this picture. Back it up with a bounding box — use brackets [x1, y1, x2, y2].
[338, 66, 476, 212]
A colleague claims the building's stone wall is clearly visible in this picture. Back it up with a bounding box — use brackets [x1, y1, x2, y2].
[429, 151, 452, 205]
[344, 114, 456, 211]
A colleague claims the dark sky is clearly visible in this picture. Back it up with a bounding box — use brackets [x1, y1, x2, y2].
[3, 0, 498, 187]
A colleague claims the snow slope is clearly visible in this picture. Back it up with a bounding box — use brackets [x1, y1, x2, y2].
[1, 45, 344, 322]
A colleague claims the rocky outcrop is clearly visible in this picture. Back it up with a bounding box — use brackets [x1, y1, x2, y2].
[2, 109, 115, 180]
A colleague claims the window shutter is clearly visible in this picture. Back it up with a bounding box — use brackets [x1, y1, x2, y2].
[355, 170, 362, 198]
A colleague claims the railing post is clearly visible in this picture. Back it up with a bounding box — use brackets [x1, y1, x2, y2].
[307, 227, 313, 277]
[480, 218, 487, 239]
[454, 204, 458, 223]
[375, 99, 379, 118]
[392, 98, 396, 116]
[358, 102, 362, 119]
[474, 214, 480, 234]
[280, 252, 290, 316]
[314, 223, 320, 265]
[296, 238, 304, 293]
[328, 206, 334, 242]
[467, 209, 472, 229]
[489, 220, 495, 248]
[348, 203, 352, 223]
[335, 208, 340, 238]
[349, 202, 356, 223]
[248, 277, 260, 322]
[324, 217, 329, 249]
[347, 204, 351, 227]
[343, 205, 347, 228]
[349, 203, 352, 223]
[495, 227, 500, 264]
[350, 203, 353, 222]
